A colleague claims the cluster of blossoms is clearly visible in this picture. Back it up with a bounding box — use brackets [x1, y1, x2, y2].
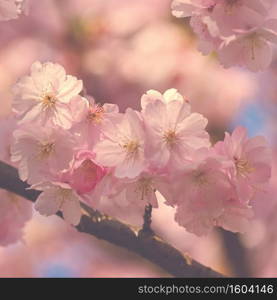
[8, 61, 271, 236]
[0, 0, 28, 21]
[171, 0, 277, 71]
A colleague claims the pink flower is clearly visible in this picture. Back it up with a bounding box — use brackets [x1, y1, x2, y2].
[142, 89, 210, 172]
[92, 171, 172, 225]
[13, 61, 83, 128]
[218, 19, 277, 71]
[0, 0, 28, 21]
[94, 108, 145, 178]
[173, 148, 231, 235]
[11, 124, 76, 183]
[0, 189, 32, 246]
[110, 172, 173, 207]
[72, 96, 119, 149]
[189, 15, 221, 54]
[67, 150, 107, 195]
[173, 145, 260, 236]
[214, 126, 271, 202]
[171, 0, 277, 71]
[32, 181, 82, 226]
[111, 174, 159, 209]
[171, 0, 220, 56]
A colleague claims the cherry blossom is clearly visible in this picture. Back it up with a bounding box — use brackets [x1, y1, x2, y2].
[71, 96, 119, 149]
[2, 59, 272, 236]
[11, 124, 76, 183]
[171, 0, 277, 71]
[214, 126, 271, 202]
[94, 108, 146, 178]
[32, 181, 82, 226]
[107, 172, 173, 209]
[218, 19, 277, 71]
[142, 89, 210, 171]
[173, 148, 231, 235]
[13, 61, 83, 128]
[189, 15, 221, 55]
[109, 174, 159, 211]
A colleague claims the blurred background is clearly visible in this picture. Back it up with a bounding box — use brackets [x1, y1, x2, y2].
[0, 0, 277, 277]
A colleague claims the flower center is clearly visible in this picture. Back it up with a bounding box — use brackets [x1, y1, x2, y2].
[123, 140, 139, 155]
[41, 94, 57, 109]
[163, 130, 178, 146]
[192, 170, 209, 186]
[87, 105, 104, 123]
[38, 142, 55, 159]
[59, 188, 72, 198]
[58, 188, 73, 207]
[234, 157, 255, 177]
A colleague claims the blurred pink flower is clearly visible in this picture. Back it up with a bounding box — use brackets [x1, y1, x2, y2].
[0, 189, 32, 246]
[211, 0, 268, 36]
[218, 19, 277, 71]
[172, 0, 277, 71]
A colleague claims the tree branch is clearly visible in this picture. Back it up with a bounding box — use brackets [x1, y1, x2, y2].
[0, 161, 225, 277]
[142, 204, 153, 234]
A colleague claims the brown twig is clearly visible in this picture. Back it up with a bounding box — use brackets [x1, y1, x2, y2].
[0, 161, 225, 278]
[141, 204, 153, 235]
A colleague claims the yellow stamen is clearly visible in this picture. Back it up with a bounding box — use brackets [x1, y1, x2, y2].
[163, 130, 178, 146]
[234, 157, 255, 177]
[87, 105, 104, 123]
[123, 140, 139, 154]
[192, 170, 209, 186]
[42, 94, 57, 109]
